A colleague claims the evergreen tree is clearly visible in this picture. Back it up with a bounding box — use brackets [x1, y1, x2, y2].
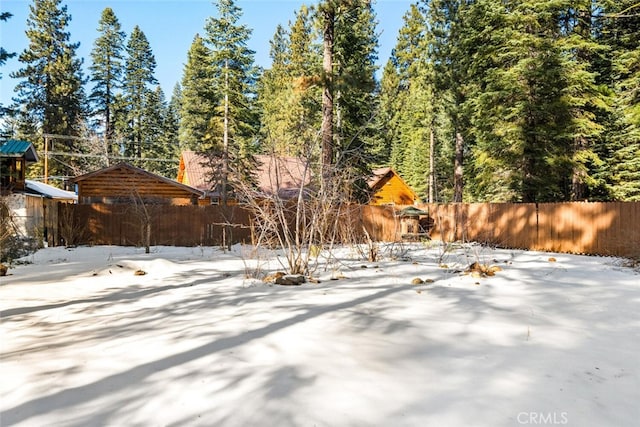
[460, 0, 575, 202]
[179, 34, 216, 151]
[0, 106, 39, 143]
[258, 6, 321, 157]
[318, 0, 335, 181]
[163, 84, 182, 177]
[373, 59, 401, 167]
[286, 5, 322, 155]
[427, 0, 473, 202]
[258, 24, 295, 154]
[315, 0, 379, 199]
[141, 86, 178, 175]
[1, 11, 16, 114]
[122, 25, 157, 158]
[379, 3, 437, 200]
[88, 7, 126, 155]
[204, 0, 259, 205]
[11, 0, 86, 179]
[606, 0, 640, 200]
[0, 12, 15, 72]
[558, 1, 611, 200]
[333, 0, 379, 193]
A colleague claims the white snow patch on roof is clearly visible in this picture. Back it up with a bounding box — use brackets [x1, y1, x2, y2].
[26, 179, 77, 200]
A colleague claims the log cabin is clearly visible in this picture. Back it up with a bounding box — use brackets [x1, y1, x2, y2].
[368, 167, 420, 206]
[73, 162, 203, 205]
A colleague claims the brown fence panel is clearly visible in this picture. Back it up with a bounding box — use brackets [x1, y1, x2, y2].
[596, 202, 639, 259]
[418, 202, 638, 257]
[72, 204, 256, 247]
[361, 205, 399, 242]
[420, 203, 454, 242]
[65, 201, 639, 258]
[466, 203, 491, 243]
[500, 203, 537, 250]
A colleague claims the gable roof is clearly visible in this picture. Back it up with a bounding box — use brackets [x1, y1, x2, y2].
[74, 162, 204, 197]
[253, 155, 312, 198]
[177, 151, 313, 198]
[0, 140, 39, 162]
[368, 167, 394, 190]
[368, 167, 420, 203]
[177, 151, 211, 191]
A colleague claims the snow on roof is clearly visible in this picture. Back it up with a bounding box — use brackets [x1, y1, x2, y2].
[25, 180, 78, 200]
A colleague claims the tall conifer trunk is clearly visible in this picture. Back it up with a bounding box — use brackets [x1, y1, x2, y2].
[222, 58, 230, 207]
[454, 131, 463, 202]
[429, 127, 435, 203]
[321, 5, 334, 185]
[221, 58, 232, 251]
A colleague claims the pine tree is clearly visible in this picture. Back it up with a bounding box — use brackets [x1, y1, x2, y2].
[258, 24, 295, 154]
[318, 0, 336, 183]
[333, 0, 378, 193]
[606, 0, 640, 200]
[179, 34, 216, 151]
[1, 12, 16, 115]
[122, 25, 157, 158]
[141, 87, 165, 166]
[163, 84, 182, 177]
[427, 0, 474, 202]
[89, 7, 126, 155]
[315, 0, 379, 199]
[0, 106, 39, 143]
[204, 0, 259, 205]
[0, 12, 15, 70]
[11, 0, 86, 179]
[379, 3, 437, 201]
[258, 6, 321, 157]
[557, 1, 611, 201]
[460, 0, 578, 202]
[375, 59, 403, 167]
[286, 5, 322, 155]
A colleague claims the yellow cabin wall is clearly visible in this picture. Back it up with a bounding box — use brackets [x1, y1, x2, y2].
[370, 175, 418, 206]
[181, 172, 191, 187]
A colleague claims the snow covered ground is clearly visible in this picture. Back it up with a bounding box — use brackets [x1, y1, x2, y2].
[1, 242, 639, 427]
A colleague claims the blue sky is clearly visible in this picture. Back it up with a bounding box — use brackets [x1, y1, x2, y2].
[0, 0, 414, 107]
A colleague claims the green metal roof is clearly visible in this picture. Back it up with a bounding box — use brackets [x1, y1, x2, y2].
[0, 140, 39, 162]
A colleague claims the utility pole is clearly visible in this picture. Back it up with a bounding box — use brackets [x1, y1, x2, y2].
[44, 135, 49, 184]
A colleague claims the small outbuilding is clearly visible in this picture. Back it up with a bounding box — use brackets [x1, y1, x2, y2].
[73, 162, 203, 205]
[368, 168, 420, 206]
[0, 140, 39, 194]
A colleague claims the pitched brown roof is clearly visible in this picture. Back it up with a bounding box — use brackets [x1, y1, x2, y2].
[253, 155, 312, 198]
[177, 151, 312, 198]
[177, 151, 212, 191]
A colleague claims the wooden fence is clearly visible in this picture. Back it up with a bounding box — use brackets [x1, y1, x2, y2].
[60, 204, 253, 247]
[412, 202, 640, 258]
[50, 202, 639, 258]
